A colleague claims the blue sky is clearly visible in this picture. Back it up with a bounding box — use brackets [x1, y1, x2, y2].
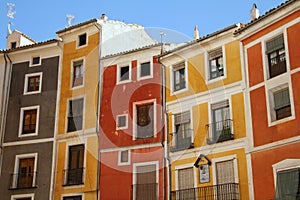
[0, 0, 286, 50]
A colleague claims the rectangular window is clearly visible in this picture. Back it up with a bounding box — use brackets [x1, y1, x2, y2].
[275, 168, 300, 199]
[266, 34, 286, 78]
[172, 111, 192, 151]
[209, 48, 224, 80]
[67, 98, 84, 132]
[22, 109, 37, 134]
[117, 114, 128, 130]
[134, 164, 157, 199]
[78, 33, 87, 46]
[65, 144, 84, 186]
[24, 73, 42, 94]
[173, 62, 186, 92]
[63, 196, 82, 200]
[72, 60, 84, 87]
[32, 57, 40, 66]
[17, 158, 35, 188]
[140, 61, 151, 78]
[177, 167, 195, 199]
[120, 65, 130, 82]
[136, 103, 154, 139]
[273, 88, 291, 120]
[11, 42, 16, 49]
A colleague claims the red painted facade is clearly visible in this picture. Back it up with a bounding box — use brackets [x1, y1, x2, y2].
[99, 47, 166, 200]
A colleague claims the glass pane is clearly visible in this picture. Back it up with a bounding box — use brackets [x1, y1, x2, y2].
[140, 62, 151, 77]
[120, 66, 129, 81]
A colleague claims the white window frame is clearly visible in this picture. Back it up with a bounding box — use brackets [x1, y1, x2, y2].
[205, 45, 227, 83]
[70, 57, 85, 89]
[62, 193, 84, 200]
[116, 114, 128, 130]
[137, 60, 153, 80]
[132, 161, 159, 200]
[170, 60, 188, 95]
[211, 154, 239, 185]
[118, 149, 131, 166]
[23, 72, 43, 95]
[132, 99, 157, 140]
[77, 32, 88, 49]
[12, 153, 38, 189]
[174, 163, 197, 190]
[18, 105, 40, 137]
[117, 63, 132, 84]
[65, 96, 85, 133]
[29, 56, 41, 67]
[11, 193, 34, 200]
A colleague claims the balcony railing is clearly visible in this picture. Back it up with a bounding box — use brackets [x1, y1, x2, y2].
[170, 129, 194, 152]
[171, 183, 240, 200]
[9, 172, 37, 189]
[132, 183, 158, 200]
[206, 119, 233, 144]
[269, 53, 286, 78]
[63, 168, 84, 186]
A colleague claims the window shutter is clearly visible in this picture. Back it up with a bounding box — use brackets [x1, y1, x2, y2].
[275, 168, 299, 199]
[216, 160, 235, 184]
[274, 88, 290, 110]
[211, 100, 229, 110]
[173, 61, 185, 70]
[266, 34, 284, 54]
[178, 167, 194, 190]
[209, 48, 223, 60]
[175, 111, 190, 125]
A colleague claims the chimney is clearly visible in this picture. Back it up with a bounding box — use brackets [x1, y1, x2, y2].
[250, 3, 260, 21]
[100, 14, 108, 21]
[194, 25, 199, 40]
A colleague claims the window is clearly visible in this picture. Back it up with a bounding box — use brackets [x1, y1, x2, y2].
[273, 88, 291, 121]
[72, 60, 84, 87]
[118, 150, 130, 165]
[172, 111, 193, 151]
[64, 144, 84, 186]
[208, 48, 224, 80]
[172, 62, 186, 92]
[266, 34, 286, 78]
[11, 194, 34, 200]
[30, 56, 40, 66]
[207, 100, 233, 144]
[67, 98, 84, 132]
[78, 33, 87, 47]
[63, 196, 82, 200]
[139, 61, 151, 78]
[19, 106, 39, 136]
[116, 114, 128, 130]
[11, 42, 16, 49]
[136, 103, 154, 139]
[134, 164, 157, 200]
[274, 168, 300, 199]
[119, 65, 130, 82]
[177, 167, 195, 199]
[24, 73, 42, 94]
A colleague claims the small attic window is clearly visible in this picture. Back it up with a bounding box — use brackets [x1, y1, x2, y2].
[32, 57, 40, 65]
[78, 33, 87, 47]
[11, 42, 16, 49]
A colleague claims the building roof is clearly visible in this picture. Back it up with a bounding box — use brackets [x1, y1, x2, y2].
[10, 29, 36, 43]
[234, 0, 296, 35]
[56, 18, 98, 34]
[1, 39, 58, 53]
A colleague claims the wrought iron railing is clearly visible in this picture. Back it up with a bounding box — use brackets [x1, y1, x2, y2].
[269, 53, 286, 78]
[63, 168, 84, 186]
[170, 129, 194, 152]
[206, 119, 233, 144]
[132, 183, 158, 200]
[9, 171, 37, 189]
[171, 183, 240, 200]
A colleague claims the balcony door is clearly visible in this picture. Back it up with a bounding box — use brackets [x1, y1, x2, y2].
[18, 158, 34, 188]
[174, 111, 191, 150]
[67, 144, 84, 185]
[178, 167, 195, 199]
[212, 100, 230, 142]
[135, 164, 157, 200]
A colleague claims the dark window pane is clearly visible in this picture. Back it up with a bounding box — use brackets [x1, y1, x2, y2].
[209, 48, 223, 80]
[11, 42, 16, 49]
[79, 33, 87, 46]
[67, 99, 83, 132]
[173, 68, 185, 91]
[67, 145, 84, 185]
[27, 76, 40, 92]
[120, 66, 129, 81]
[32, 57, 40, 65]
[22, 109, 37, 134]
[63, 196, 82, 200]
[140, 62, 151, 77]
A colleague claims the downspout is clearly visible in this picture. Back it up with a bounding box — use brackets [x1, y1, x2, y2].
[0, 52, 13, 175]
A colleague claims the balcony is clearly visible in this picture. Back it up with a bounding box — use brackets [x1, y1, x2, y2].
[63, 168, 84, 186]
[9, 172, 37, 189]
[269, 53, 286, 78]
[170, 129, 194, 152]
[132, 183, 158, 200]
[171, 183, 240, 200]
[206, 119, 233, 144]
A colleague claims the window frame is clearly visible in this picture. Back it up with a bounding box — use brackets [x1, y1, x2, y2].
[18, 105, 40, 137]
[62, 194, 83, 200]
[77, 33, 87, 48]
[117, 63, 132, 84]
[11, 193, 34, 200]
[11, 42, 17, 49]
[206, 46, 227, 83]
[29, 56, 41, 67]
[66, 97, 84, 133]
[71, 58, 85, 89]
[170, 61, 188, 94]
[137, 60, 153, 80]
[23, 72, 43, 95]
[174, 163, 197, 191]
[118, 149, 131, 166]
[116, 114, 128, 130]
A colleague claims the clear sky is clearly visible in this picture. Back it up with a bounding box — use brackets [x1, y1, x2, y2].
[0, 0, 286, 50]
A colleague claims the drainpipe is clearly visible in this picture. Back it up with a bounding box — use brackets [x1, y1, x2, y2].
[0, 52, 13, 175]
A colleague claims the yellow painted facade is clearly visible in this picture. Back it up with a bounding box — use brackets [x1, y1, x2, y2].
[53, 25, 99, 200]
[162, 27, 250, 199]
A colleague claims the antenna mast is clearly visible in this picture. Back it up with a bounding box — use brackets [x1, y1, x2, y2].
[7, 3, 16, 35]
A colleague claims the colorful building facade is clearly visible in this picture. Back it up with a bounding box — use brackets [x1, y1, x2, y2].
[159, 24, 250, 200]
[235, 0, 300, 199]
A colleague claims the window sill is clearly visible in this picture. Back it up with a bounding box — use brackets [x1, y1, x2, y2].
[206, 76, 226, 84]
[268, 115, 295, 127]
[62, 183, 84, 187]
[9, 186, 38, 190]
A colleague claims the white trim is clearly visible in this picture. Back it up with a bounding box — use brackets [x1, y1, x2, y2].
[116, 114, 128, 130]
[100, 142, 163, 153]
[211, 154, 239, 184]
[170, 60, 188, 95]
[246, 153, 255, 200]
[132, 99, 157, 140]
[132, 161, 159, 200]
[23, 72, 43, 95]
[116, 63, 132, 84]
[13, 153, 38, 189]
[137, 59, 153, 80]
[18, 105, 40, 137]
[76, 32, 88, 49]
[61, 193, 84, 200]
[70, 57, 85, 89]
[174, 163, 197, 190]
[65, 96, 85, 133]
[272, 159, 300, 189]
[118, 149, 131, 166]
[11, 193, 34, 200]
[29, 55, 41, 67]
[3, 138, 54, 147]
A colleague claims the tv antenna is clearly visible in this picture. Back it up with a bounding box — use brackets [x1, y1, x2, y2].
[66, 14, 75, 27]
[7, 3, 16, 35]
